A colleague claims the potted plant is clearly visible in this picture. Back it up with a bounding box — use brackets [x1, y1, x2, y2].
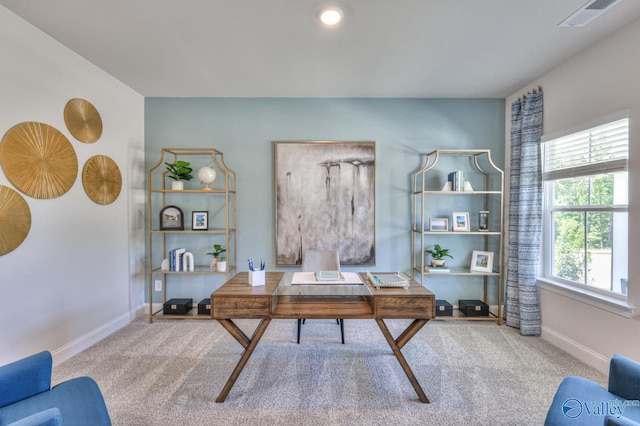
[165, 160, 193, 190]
[425, 244, 453, 268]
[206, 244, 226, 271]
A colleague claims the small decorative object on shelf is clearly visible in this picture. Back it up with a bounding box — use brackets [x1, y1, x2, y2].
[452, 212, 470, 232]
[207, 244, 227, 271]
[424, 244, 453, 268]
[165, 160, 193, 190]
[191, 211, 208, 230]
[478, 210, 489, 231]
[159, 205, 184, 230]
[197, 166, 217, 190]
[429, 217, 449, 232]
[470, 250, 494, 273]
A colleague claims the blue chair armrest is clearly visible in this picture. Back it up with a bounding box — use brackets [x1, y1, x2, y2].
[609, 354, 640, 400]
[606, 415, 640, 426]
[7, 407, 62, 426]
[0, 351, 52, 407]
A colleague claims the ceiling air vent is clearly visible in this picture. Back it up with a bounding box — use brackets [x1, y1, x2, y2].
[559, 0, 622, 27]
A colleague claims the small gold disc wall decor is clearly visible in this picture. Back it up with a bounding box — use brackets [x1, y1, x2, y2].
[0, 185, 31, 256]
[82, 155, 122, 205]
[64, 98, 103, 143]
[0, 122, 78, 199]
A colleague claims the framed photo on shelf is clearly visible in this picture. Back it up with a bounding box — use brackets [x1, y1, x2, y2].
[159, 205, 184, 230]
[192, 211, 208, 230]
[452, 212, 470, 232]
[429, 217, 449, 232]
[470, 250, 494, 273]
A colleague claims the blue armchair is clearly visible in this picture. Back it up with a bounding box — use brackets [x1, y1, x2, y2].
[0, 351, 111, 426]
[545, 354, 640, 425]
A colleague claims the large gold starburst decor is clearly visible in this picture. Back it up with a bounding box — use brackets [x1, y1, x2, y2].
[82, 155, 122, 205]
[0, 185, 31, 256]
[64, 98, 103, 143]
[0, 122, 78, 199]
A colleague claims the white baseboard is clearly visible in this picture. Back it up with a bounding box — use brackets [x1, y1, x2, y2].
[541, 325, 610, 374]
[51, 311, 136, 366]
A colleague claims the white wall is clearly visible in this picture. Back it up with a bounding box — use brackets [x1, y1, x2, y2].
[0, 7, 145, 366]
[505, 18, 640, 373]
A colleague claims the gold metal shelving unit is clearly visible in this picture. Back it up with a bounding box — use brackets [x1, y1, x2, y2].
[411, 149, 504, 324]
[147, 148, 236, 322]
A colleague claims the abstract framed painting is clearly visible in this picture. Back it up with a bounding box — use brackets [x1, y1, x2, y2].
[275, 141, 375, 266]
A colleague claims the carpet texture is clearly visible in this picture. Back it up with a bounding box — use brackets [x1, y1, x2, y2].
[52, 318, 606, 425]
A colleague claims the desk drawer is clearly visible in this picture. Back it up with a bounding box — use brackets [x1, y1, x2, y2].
[375, 296, 434, 319]
[212, 296, 270, 318]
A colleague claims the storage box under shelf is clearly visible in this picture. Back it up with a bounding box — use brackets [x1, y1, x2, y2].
[458, 299, 489, 317]
[436, 299, 453, 316]
[163, 298, 193, 315]
[198, 298, 211, 315]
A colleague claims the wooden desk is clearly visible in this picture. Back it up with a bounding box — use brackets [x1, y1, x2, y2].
[211, 272, 435, 403]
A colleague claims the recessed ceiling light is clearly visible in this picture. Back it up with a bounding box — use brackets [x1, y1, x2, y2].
[318, 7, 343, 26]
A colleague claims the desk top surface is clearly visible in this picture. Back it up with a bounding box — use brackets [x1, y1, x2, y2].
[212, 272, 434, 298]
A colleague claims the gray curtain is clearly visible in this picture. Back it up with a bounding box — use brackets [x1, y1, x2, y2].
[505, 88, 543, 336]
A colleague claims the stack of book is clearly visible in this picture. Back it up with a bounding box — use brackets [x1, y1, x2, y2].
[426, 266, 450, 273]
[168, 248, 186, 271]
[447, 171, 464, 191]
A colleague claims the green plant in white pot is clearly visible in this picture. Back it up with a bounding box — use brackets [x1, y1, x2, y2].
[206, 244, 227, 271]
[165, 160, 193, 190]
[425, 244, 453, 268]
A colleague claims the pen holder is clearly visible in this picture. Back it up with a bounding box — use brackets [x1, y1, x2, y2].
[248, 270, 265, 286]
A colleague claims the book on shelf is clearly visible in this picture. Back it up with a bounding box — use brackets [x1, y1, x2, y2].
[447, 171, 464, 191]
[426, 266, 450, 273]
[315, 270, 343, 281]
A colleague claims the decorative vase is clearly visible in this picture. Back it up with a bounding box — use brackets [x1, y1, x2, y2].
[217, 260, 227, 272]
[210, 257, 217, 270]
[171, 181, 184, 190]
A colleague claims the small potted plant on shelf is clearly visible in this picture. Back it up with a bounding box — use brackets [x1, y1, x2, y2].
[165, 160, 193, 190]
[206, 244, 227, 271]
[425, 244, 453, 268]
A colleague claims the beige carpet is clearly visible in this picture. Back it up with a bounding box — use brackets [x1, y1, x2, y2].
[53, 318, 606, 425]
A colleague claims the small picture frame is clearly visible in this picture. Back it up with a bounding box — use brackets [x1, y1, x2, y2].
[159, 205, 184, 230]
[192, 211, 208, 230]
[470, 250, 494, 273]
[478, 210, 489, 231]
[452, 212, 470, 232]
[429, 217, 449, 232]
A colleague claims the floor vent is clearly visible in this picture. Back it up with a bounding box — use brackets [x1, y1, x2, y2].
[559, 0, 622, 27]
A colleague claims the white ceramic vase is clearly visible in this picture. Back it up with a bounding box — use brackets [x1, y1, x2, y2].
[171, 181, 184, 190]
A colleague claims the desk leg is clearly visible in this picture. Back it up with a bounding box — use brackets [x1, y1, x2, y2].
[215, 318, 271, 402]
[375, 318, 430, 403]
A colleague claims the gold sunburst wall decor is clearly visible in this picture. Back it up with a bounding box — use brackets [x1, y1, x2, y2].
[0, 122, 78, 199]
[0, 185, 31, 256]
[82, 155, 122, 205]
[64, 98, 103, 143]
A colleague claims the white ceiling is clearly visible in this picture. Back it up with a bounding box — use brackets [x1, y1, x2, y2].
[2, 0, 640, 98]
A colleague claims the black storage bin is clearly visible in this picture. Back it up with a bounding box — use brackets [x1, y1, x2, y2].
[458, 299, 489, 317]
[436, 299, 453, 316]
[198, 298, 211, 315]
[163, 298, 193, 315]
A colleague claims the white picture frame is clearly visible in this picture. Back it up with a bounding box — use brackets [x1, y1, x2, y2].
[429, 217, 449, 232]
[470, 250, 494, 273]
[452, 211, 470, 232]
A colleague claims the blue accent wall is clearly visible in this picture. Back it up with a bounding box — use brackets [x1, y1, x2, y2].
[145, 98, 505, 301]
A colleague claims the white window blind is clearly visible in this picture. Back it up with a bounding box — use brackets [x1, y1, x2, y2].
[543, 118, 628, 181]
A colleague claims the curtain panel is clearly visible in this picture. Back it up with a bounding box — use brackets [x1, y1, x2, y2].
[505, 88, 543, 336]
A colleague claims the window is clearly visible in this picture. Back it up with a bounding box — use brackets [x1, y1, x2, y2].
[542, 117, 628, 298]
